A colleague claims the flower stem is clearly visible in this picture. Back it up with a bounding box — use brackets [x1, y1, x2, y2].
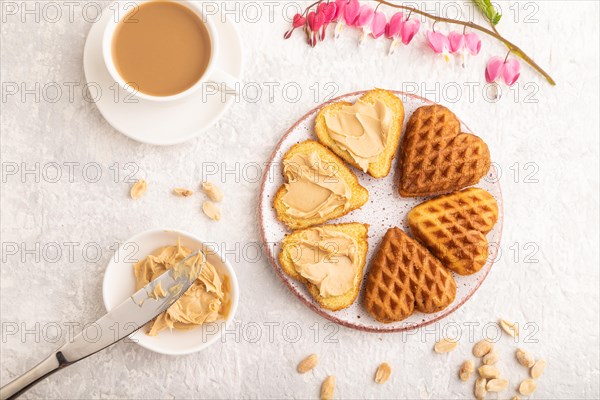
[375, 0, 556, 85]
[302, 0, 323, 16]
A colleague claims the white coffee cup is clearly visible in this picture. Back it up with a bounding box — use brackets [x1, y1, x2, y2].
[102, 0, 239, 102]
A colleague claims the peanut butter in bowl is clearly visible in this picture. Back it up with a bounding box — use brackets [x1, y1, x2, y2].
[133, 240, 232, 336]
[102, 228, 239, 355]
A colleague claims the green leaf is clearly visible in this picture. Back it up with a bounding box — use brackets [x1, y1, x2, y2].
[472, 0, 502, 26]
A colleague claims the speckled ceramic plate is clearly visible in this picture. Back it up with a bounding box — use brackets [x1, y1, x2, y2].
[258, 90, 503, 333]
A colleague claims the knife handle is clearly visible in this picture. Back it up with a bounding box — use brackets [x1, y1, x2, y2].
[0, 351, 67, 400]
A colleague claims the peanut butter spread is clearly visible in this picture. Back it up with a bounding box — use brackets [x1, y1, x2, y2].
[289, 227, 359, 297]
[148, 281, 166, 299]
[324, 99, 393, 172]
[281, 152, 352, 219]
[133, 242, 227, 336]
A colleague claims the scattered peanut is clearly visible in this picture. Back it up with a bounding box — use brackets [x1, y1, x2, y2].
[474, 377, 487, 400]
[172, 188, 193, 197]
[296, 354, 318, 374]
[130, 179, 147, 199]
[512, 397, 521, 400]
[530, 359, 546, 379]
[516, 348, 535, 368]
[320, 376, 335, 400]
[201, 181, 224, 202]
[202, 201, 221, 221]
[459, 360, 474, 381]
[499, 319, 519, 338]
[519, 378, 537, 395]
[374, 362, 392, 384]
[434, 338, 458, 353]
[478, 365, 500, 379]
[473, 339, 493, 357]
[482, 348, 499, 365]
[486, 378, 509, 392]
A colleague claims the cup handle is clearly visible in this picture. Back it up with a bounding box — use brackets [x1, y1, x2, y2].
[208, 68, 241, 95]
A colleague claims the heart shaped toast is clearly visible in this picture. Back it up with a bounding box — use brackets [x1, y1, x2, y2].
[398, 105, 491, 197]
[408, 188, 499, 276]
[273, 140, 368, 230]
[279, 223, 369, 311]
[315, 89, 404, 178]
[364, 227, 456, 323]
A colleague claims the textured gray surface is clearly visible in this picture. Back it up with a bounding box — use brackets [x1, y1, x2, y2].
[1, 1, 599, 399]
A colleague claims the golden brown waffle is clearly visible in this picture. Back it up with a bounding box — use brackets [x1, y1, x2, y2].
[408, 188, 499, 276]
[398, 105, 491, 197]
[364, 227, 456, 323]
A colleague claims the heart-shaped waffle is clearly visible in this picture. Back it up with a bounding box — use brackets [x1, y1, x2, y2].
[408, 188, 499, 276]
[398, 105, 491, 197]
[364, 227, 456, 323]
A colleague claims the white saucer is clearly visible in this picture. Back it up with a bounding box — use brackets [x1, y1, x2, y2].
[83, 4, 243, 146]
[102, 229, 240, 355]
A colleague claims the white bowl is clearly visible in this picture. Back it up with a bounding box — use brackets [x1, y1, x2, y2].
[102, 228, 239, 355]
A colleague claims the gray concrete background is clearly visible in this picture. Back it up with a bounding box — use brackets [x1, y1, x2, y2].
[1, 1, 599, 398]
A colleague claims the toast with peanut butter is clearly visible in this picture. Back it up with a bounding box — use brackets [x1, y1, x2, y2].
[314, 89, 404, 178]
[273, 140, 369, 230]
[279, 222, 369, 311]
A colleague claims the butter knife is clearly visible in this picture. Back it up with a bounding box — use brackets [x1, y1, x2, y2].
[0, 250, 205, 400]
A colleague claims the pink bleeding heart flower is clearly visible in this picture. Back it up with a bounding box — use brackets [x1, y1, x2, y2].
[313, 11, 326, 31]
[333, 0, 352, 39]
[371, 11, 387, 39]
[385, 12, 404, 54]
[448, 31, 465, 53]
[356, 4, 374, 27]
[317, 2, 326, 14]
[333, 0, 346, 21]
[385, 11, 403, 38]
[306, 11, 315, 46]
[465, 32, 481, 55]
[320, 2, 337, 40]
[502, 58, 521, 85]
[306, 11, 325, 47]
[485, 55, 521, 99]
[449, 31, 481, 67]
[284, 13, 306, 39]
[485, 56, 504, 82]
[448, 31, 466, 66]
[323, 3, 337, 23]
[355, 4, 374, 44]
[315, 2, 327, 41]
[343, 0, 360, 26]
[486, 56, 521, 85]
[427, 30, 452, 63]
[400, 18, 420, 45]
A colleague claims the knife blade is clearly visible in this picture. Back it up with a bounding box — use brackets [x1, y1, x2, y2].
[0, 250, 206, 400]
